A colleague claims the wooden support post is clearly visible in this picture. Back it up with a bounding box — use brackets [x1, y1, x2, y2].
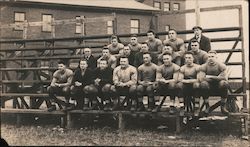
[16, 114, 21, 128]
[118, 112, 125, 131]
[175, 116, 181, 133]
[60, 116, 66, 128]
[66, 112, 72, 128]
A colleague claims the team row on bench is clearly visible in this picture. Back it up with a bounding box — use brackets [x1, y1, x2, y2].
[47, 48, 229, 116]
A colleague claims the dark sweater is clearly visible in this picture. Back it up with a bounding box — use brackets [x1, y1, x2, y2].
[72, 68, 94, 87]
[94, 67, 113, 86]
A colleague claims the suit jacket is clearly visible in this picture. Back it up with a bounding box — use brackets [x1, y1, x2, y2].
[82, 55, 97, 70]
[72, 68, 94, 87]
[188, 34, 211, 52]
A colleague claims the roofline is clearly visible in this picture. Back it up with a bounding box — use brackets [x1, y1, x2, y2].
[1, 1, 159, 13]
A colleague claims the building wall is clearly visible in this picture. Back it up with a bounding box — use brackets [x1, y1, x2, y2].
[0, 4, 153, 41]
[141, 0, 186, 40]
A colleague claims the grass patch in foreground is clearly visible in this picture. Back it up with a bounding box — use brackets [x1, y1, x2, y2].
[1, 123, 248, 146]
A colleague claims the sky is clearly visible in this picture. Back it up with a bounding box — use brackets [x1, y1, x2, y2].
[185, 0, 249, 81]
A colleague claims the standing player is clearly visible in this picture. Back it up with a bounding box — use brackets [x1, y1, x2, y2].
[134, 42, 157, 67]
[188, 26, 211, 52]
[156, 53, 180, 114]
[47, 60, 73, 111]
[117, 46, 135, 66]
[97, 47, 117, 69]
[93, 59, 113, 111]
[136, 53, 158, 111]
[199, 50, 229, 114]
[111, 56, 137, 110]
[176, 52, 201, 116]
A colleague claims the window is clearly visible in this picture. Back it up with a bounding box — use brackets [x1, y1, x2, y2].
[165, 25, 170, 39]
[173, 3, 180, 11]
[130, 19, 139, 34]
[76, 16, 85, 34]
[163, 2, 170, 11]
[42, 14, 52, 32]
[153, 1, 161, 9]
[107, 20, 113, 34]
[14, 12, 25, 31]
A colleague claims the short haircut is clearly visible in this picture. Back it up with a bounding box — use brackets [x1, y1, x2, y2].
[58, 60, 66, 65]
[124, 45, 130, 49]
[99, 58, 108, 63]
[190, 38, 199, 43]
[141, 42, 148, 45]
[120, 55, 128, 59]
[131, 34, 137, 37]
[111, 35, 117, 40]
[143, 52, 150, 55]
[164, 43, 174, 49]
[208, 50, 217, 54]
[102, 46, 109, 50]
[169, 29, 177, 33]
[162, 52, 172, 57]
[147, 29, 155, 35]
[184, 51, 194, 57]
[79, 59, 88, 64]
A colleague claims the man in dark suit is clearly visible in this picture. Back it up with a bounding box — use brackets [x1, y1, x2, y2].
[82, 48, 97, 70]
[188, 26, 211, 52]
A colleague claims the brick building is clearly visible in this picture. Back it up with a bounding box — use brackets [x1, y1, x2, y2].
[0, 0, 186, 42]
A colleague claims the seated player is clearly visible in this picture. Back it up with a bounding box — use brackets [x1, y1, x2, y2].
[93, 59, 113, 111]
[163, 29, 184, 52]
[47, 60, 73, 112]
[155, 52, 180, 114]
[190, 39, 208, 65]
[128, 34, 142, 54]
[136, 53, 158, 111]
[97, 47, 117, 69]
[111, 56, 137, 111]
[199, 50, 230, 114]
[70, 59, 97, 110]
[146, 30, 163, 54]
[158, 43, 181, 66]
[117, 46, 135, 66]
[134, 42, 157, 67]
[176, 51, 201, 116]
[107, 35, 124, 58]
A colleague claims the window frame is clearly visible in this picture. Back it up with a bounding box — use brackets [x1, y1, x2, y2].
[42, 14, 53, 32]
[130, 19, 140, 34]
[165, 25, 170, 39]
[107, 20, 113, 35]
[14, 12, 26, 31]
[75, 16, 85, 35]
[163, 2, 170, 11]
[173, 3, 180, 11]
[153, 1, 161, 10]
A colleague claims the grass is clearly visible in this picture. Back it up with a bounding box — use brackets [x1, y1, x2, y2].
[1, 115, 249, 146]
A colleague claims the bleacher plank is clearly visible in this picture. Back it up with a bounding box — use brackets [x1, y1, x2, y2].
[1, 108, 65, 115]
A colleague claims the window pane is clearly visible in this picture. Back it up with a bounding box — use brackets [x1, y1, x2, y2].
[14, 12, 25, 30]
[107, 27, 113, 34]
[42, 14, 52, 32]
[173, 3, 180, 11]
[164, 2, 170, 11]
[76, 16, 85, 34]
[165, 25, 170, 39]
[107, 20, 113, 27]
[154, 2, 161, 9]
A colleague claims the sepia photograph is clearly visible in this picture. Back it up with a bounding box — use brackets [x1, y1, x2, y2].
[0, 0, 249, 146]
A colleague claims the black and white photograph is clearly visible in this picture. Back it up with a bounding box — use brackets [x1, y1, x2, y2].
[0, 0, 249, 146]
